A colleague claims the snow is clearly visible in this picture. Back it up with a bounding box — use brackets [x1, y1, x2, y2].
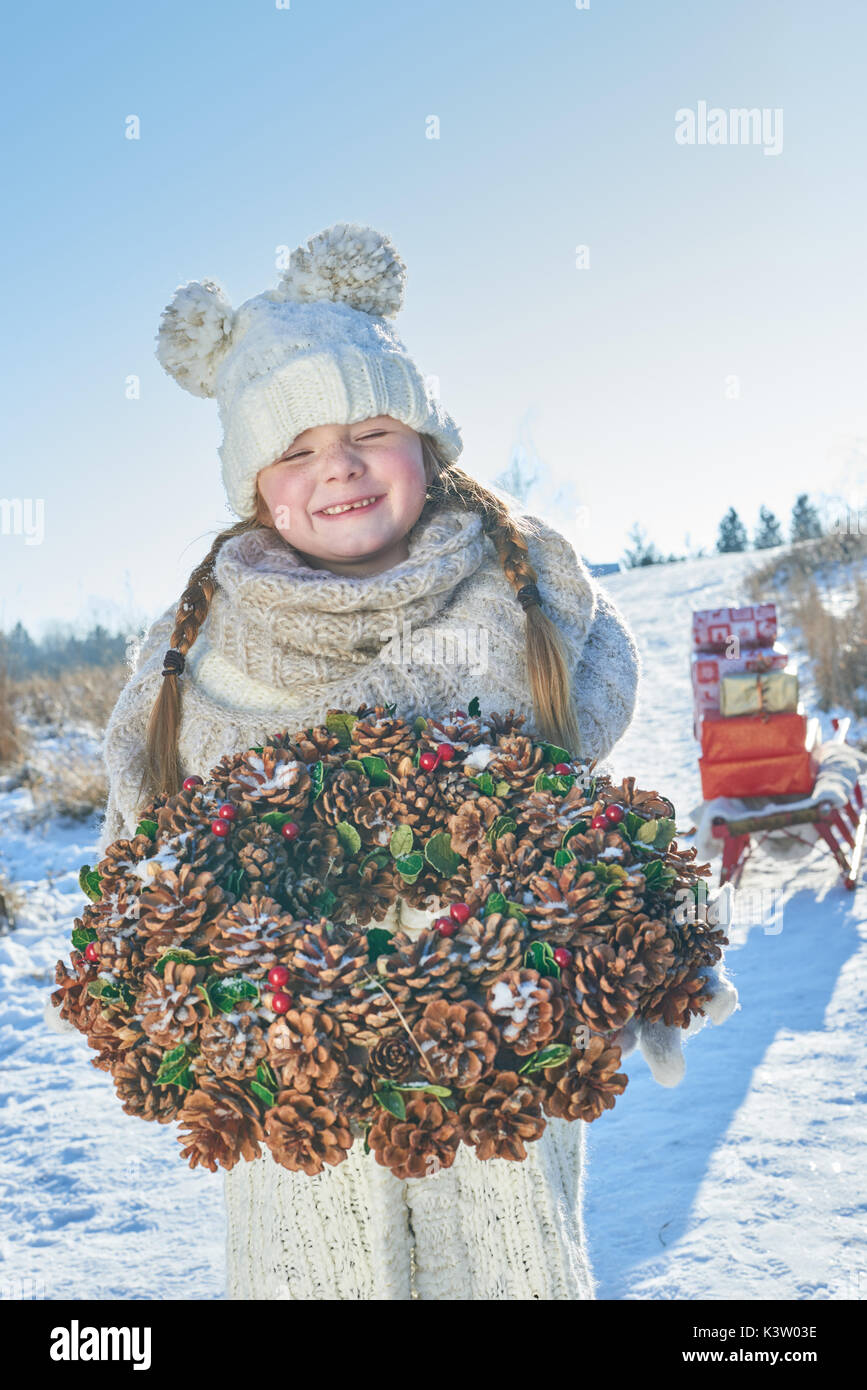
[462, 744, 497, 772]
[2, 546, 866, 1300]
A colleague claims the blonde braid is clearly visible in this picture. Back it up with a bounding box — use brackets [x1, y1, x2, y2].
[421, 437, 582, 755]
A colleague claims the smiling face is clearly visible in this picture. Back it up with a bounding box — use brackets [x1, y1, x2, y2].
[255, 415, 430, 576]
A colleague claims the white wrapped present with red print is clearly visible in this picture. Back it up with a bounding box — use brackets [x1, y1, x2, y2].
[691, 643, 789, 714]
[692, 603, 777, 652]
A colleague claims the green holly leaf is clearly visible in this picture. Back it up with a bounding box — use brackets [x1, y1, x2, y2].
[367, 927, 398, 963]
[533, 772, 575, 796]
[335, 821, 362, 855]
[325, 710, 358, 747]
[208, 976, 260, 1012]
[519, 1042, 573, 1075]
[394, 1082, 453, 1098]
[360, 756, 390, 787]
[423, 832, 462, 877]
[495, 780, 510, 799]
[395, 851, 425, 883]
[643, 859, 677, 891]
[485, 890, 507, 916]
[134, 819, 158, 841]
[504, 899, 529, 924]
[636, 818, 659, 844]
[467, 697, 481, 718]
[310, 760, 325, 799]
[541, 743, 571, 766]
[439, 1092, 457, 1112]
[524, 939, 559, 977]
[389, 825, 414, 859]
[472, 772, 495, 796]
[373, 1084, 406, 1119]
[250, 745, 264, 756]
[86, 978, 120, 1002]
[553, 848, 575, 869]
[250, 1081, 276, 1108]
[622, 811, 644, 841]
[154, 948, 217, 977]
[257, 1060, 278, 1089]
[78, 864, 102, 902]
[261, 810, 297, 831]
[195, 982, 214, 1018]
[312, 888, 338, 918]
[359, 848, 390, 873]
[652, 817, 677, 851]
[486, 815, 517, 844]
[383, 702, 397, 718]
[156, 1044, 192, 1087]
[71, 923, 98, 950]
[413, 716, 429, 736]
[343, 759, 365, 774]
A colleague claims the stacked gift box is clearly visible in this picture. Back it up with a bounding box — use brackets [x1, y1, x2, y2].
[691, 603, 817, 799]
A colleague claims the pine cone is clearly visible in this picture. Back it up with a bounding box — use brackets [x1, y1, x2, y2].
[486, 968, 566, 1055]
[639, 961, 714, 1029]
[87, 1007, 142, 1072]
[562, 917, 666, 1032]
[449, 912, 528, 989]
[524, 863, 610, 942]
[208, 896, 299, 978]
[111, 1041, 186, 1122]
[290, 920, 370, 1011]
[267, 1006, 346, 1093]
[88, 905, 146, 975]
[176, 1075, 265, 1171]
[337, 854, 399, 927]
[264, 1089, 353, 1175]
[199, 998, 269, 1079]
[154, 788, 240, 874]
[137, 864, 227, 960]
[419, 714, 489, 749]
[618, 776, 676, 819]
[234, 821, 290, 891]
[486, 735, 546, 794]
[353, 789, 393, 846]
[282, 725, 343, 766]
[315, 767, 371, 827]
[226, 747, 312, 811]
[320, 1059, 378, 1132]
[389, 769, 448, 839]
[96, 832, 154, 882]
[281, 867, 333, 920]
[412, 998, 500, 1086]
[134, 959, 207, 1048]
[447, 797, 502, 857]
[368, 1033, 417, 1081]
[436, 765, 502, 812]
[376, 927, 467, 1011]
[541, 1036, 628, 1121]
[351, 708, 415, 761]
[50, 949, 97, 1033]
[367, 1094, 461, 1179]
[458, 1070, 546, 1161]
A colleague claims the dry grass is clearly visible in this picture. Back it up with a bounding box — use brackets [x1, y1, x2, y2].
[0, 660, 24, 768]
[27, 749, 110, 824]
[744, 529, 867, 596]
[12, 663, 127, 731]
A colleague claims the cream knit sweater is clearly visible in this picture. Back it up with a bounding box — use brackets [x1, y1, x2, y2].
[97, 502, 642, 1301]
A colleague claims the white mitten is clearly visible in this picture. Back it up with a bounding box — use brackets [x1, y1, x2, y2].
[638, 960, 739, 1087]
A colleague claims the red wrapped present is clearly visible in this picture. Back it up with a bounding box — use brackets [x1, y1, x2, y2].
[692, 604, 777, 652]
[700, 710, 807, 761]
[699, 749, 816, 799]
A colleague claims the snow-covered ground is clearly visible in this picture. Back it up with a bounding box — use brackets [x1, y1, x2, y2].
[1, 546, 865, 1301]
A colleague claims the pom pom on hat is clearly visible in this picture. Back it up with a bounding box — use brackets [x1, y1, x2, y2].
[273, 221, 406, 319]
[155, 278, 237, 398]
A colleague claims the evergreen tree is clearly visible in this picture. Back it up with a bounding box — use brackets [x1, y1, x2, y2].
[790, 493, 823, 542]
[622, 523, 663, 567]
[753, 505, 783, 549]
[717, 507, 749, 553]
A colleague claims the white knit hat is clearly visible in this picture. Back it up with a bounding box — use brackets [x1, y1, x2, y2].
[154, 222, 463, 519]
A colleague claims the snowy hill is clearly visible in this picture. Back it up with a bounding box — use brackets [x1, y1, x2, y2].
[1, 546, 865, 1301]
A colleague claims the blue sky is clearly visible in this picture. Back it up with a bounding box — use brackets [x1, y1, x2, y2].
[2, 0, 865, 636]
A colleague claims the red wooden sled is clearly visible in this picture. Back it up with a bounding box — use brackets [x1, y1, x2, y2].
[709, 717, 867, 891]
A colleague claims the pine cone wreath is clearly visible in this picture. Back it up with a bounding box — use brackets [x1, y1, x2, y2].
[111, 1041, 186, 1122]
[266, 1006, 346, 1093]
[541, 1036, 628, 1122]
[176, 1075, 265, 1171]
[412, 998, 500, 1086]
[263, 1089, 354, 1175]
[367, 1094, 462, 1179]
[485, 968, 566, 1056]
[134, 959, 208, 1049]
[198, 998, 269, 1079]
[458, 1070, 546, 1161]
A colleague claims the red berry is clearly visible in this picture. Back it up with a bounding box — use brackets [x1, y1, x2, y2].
[452, 710, 467, 719]
[591, 814, 607, 830]
[218, 802, 237, 821]
[281, 821, 300, 841]
[211, 818, 231, 837]
[604, 804, 624, 824]
[182, 775, 203, 791]
[553, 947, 572, 968]
[268, 965, 291, 988]
[449, 902, 471, 925]
[436, 743, 456, 762]
[419, 751, 439, 772]
[554, 763, 572, 775]
[434, 916, 457, 937]
[270, 990, 292, 1015]
[84, 941, 99, 963]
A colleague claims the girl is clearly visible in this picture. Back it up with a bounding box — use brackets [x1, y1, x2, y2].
[94, 223, 645, 1300]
